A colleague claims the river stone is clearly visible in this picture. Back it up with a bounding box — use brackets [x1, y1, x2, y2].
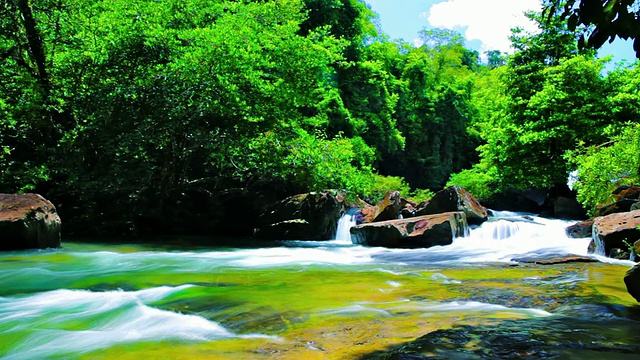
[565, 219, 594, 238]
[416, 186, 488, 225]
[0, 193, 61, 250]
[594, 199, 639, 217]
[350, 212, 468, 249]
[360, 190, 402, 223]
[624, 264, 640, 302]
[254, 190, 342, 240]
[592, 210, 640, 257]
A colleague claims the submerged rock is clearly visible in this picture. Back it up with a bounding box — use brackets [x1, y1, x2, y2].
[350, 212, 468, 249]
[591, 210, 640, 257]
[511, 254, 597, 265]
[254, 190, 342, 240]
[0, 193, 61, 250]
[416, 186, 488, 225]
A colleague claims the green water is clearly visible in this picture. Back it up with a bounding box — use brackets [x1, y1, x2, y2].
[0, 233, 639, 359]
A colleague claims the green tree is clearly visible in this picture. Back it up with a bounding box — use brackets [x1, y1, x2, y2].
[545, 0, 640, 57]
[477, 10, 610, 190]
[567, 123, 640, 210]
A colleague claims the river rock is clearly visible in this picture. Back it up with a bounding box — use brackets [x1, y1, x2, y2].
[416, 186, 488, 225]
[0, 193, 61, 250]
[624, 264, 640, 302]
[594, 199, 639, 217]
[565, 219, 594, 238]
[592, 210, 640, 257]
[254, 190, 342, 240]
[360, 190, 402, 223]
[400, 197, 418, 218]
[511, 254, 598, 265]
[350, 212, 468, 248]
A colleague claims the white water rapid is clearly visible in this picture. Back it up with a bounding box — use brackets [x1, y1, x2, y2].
[334, 208, 360, 243]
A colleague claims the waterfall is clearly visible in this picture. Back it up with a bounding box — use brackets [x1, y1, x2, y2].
[334, 208, 359, 242]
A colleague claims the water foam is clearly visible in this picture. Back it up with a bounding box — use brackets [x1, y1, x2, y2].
[0, 285, 274, 359]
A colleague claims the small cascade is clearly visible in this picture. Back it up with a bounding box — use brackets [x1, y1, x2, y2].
[592, 234, 607, 256]
[483, 220, 521, 240]
[493, 221, 519, 239]
[334, 208, 360, 242]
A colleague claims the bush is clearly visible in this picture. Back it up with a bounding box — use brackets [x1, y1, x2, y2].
[446, 161, 499, 201]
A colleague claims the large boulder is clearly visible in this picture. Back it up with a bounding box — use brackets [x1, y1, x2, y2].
[624, 264, 640, 302]
[0, 193, 61, 250]
[254, 190, 342, 240]
[591, 210, 640, 257]
[416, 186, 488, 225]
[360, 190, 402, 223]
[350, 212, 468, 249]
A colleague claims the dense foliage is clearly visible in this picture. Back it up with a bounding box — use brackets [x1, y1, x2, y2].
[544, 0, 640, 57]
[1, 0, 639, 234]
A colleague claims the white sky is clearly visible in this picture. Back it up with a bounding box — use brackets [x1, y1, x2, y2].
[364, 0, 635, 64]
[426, 0, 541, 53]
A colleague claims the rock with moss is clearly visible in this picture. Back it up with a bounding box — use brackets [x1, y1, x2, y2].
[0, 193, 61, 250]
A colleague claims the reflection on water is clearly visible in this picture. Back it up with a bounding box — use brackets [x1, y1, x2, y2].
[0, 213, 638, 359]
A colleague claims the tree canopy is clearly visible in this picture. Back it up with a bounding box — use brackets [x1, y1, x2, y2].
[544, 0, 640, 57]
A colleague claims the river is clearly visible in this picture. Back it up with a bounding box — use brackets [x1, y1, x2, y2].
[1, 211, 638, 359]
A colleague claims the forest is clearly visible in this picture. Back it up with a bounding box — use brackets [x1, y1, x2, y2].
[1, 0, 639, 235]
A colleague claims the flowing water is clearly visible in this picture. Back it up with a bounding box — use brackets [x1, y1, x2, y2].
[1, 212, 639, 359]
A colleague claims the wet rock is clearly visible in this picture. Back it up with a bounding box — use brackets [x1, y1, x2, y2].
[360, 190, 402, 224]
[592, 210, 640, 257]
[609, 248, 631, 260]
[350, 212, 468, 249]
[511, 254, 598, 265]
[416, 186, 488, 225]
[624, 264, 640, 302]
[594, 199, 639, 217]
[565, 219, 594, 238]
[399, 197, 418, 218]
[0, 193, 61, 250]
[254, 190, 342, 240]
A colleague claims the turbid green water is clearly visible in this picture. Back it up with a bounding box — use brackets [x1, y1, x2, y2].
[1, 214, 639, 359]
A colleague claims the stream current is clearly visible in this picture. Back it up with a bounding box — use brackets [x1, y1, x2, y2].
[0, 211, 639, 359]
